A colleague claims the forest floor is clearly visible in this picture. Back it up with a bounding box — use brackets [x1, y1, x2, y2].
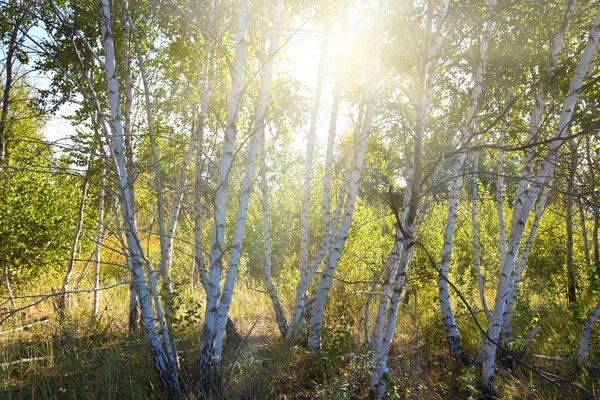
[0, 280, 598, 399]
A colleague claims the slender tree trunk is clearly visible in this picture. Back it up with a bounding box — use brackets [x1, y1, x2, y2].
[437, 0, 496, 365]
[369, 232, 404, 351]
[4, 266, 15, 309]
[209, 3, 283, 395]
[121, 2, 141, 332]
[472, 145, 491, 322]
[194, 0, 215, 295]
[509, 0, 577, 233]
[0, 6, 28, 170]
[370, 0, 449, 396]
[497, 95, 510, 268]
[127, 12, 180, 364]
[100, 1, 181, 396]
[501, 185, 551, 348]
[259, 133, 288, 337]
[579, 201, 591, 267]
[480, 8, 600, 387]
[309, 0, 386, 353]
[162, 140, 195, 356]
[370, 246, 414, 399]
[577, 300, 600, 366]
[369, 154, 414, 351]
[287, 102, 365, 339]
[59, 155, 93, 311]
[93, 170, 106, 317]
[566, 140, 577, 304]
[122, 0, 135, 208]
[300, 19, 329, 281]
[195, 0, 250, 395]
[496, 0, 577, 354]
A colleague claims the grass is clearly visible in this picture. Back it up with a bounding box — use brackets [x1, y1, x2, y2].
[1, 270, 599, 399]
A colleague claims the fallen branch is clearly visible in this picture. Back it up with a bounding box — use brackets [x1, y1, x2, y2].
[534, 354, 573, 365]
[534, 354, 600, 373]
[0, 281, 132, 325]
[0, 357, 47, 368]
[0, 317, 49, 336]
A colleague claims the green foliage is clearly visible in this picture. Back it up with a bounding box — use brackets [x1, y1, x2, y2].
[0, 86, 80, 285]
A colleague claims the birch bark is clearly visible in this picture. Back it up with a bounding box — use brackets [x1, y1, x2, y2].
[501, 185, 550, 348]
[472, 145, 491, 322]
[481, 6, 600, 387]
[211, 1, 283, 385]
[566, 140, 578, 304]
[497, 0, 576, 351]
[93, 170, 106, 317]
[194, 0, 216, 292]
[577, 300, 600, 366]
[260, 128, 288, 337]
[59, 155, 93, 311]
[309, 0, 387, 353]
[300, 20, 329, 278]
[100, 0, 181, 396]
[509, 0, 576, 233]
[437, 0, 496, 363]
[194, 0, 250, 395]
[369, 0, 448, 395]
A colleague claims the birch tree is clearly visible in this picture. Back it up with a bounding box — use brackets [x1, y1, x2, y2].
[195, 0, 251, 395]
[480, 5, 600, 388]
[99, 0, 182, 395]
[497, 0, 577, 349]
[93, 169, 105, 317]
[369, 0, 448, 396]
[436, 0, 496, 364]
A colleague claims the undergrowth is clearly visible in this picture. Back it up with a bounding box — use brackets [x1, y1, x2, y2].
[1, 273, 599, 399]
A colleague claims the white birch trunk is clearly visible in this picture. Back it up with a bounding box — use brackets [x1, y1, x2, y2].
[494, 0, 576, 353]
[497, 96, 509, 267]
[300, 22, 329, 278]
[566, 140, 578, 304]
[437, 0, 495, 364]
[501, 184, 550, 348]
[93, 170, 106, 317]
[260, 129, 288, 337]
[59, 156, 93, 310]
[308, 0, 387, 353]
[212, 0, 283, 380]
[369, 232, 404, 351]
[128, 12, 179, 365]
[472, 146, 491, 322]
[480, 7, 600, 387]
[164, 142, 195, 279]
[195, 0, 249, 393]
[577, 300, 600, 366]
[509, 0, 576, 233]
[194, 0, 215, 293]
[370, 247, 414, 398]
[370, 0, 449, 395]
[100, 0, 181, 396]
[369, 157, 414, 352]
[287, 104, 362, 337]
